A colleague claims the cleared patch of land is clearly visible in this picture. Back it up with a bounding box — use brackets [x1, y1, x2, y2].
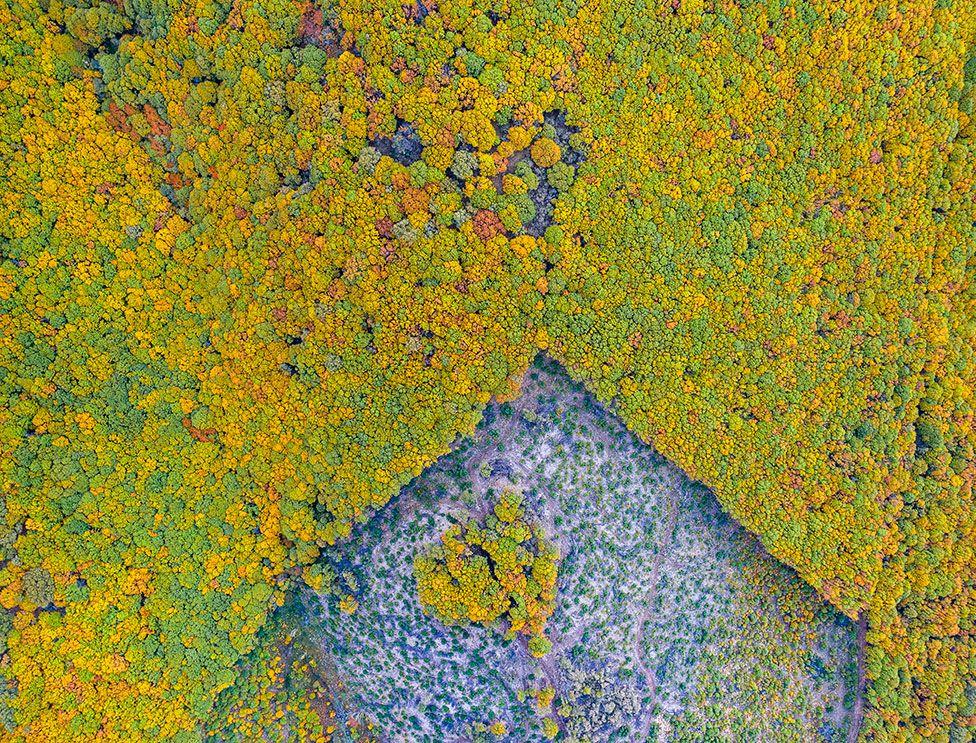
[310, 357, 859, 741]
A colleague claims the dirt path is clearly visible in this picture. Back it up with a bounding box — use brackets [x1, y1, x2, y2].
[465, 388, 531, 508]
[633, 491, 679, 742]
[297, 625, 356, 743]
[847, 611, 868, 743]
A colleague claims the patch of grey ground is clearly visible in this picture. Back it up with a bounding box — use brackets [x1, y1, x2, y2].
[311, 357, 859, 742]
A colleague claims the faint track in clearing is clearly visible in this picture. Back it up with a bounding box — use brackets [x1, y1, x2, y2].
[633, 487, 679, 742]
[847, 611, 868, 743]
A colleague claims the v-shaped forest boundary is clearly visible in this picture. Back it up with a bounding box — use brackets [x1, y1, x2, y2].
[309, 356, 867, 741]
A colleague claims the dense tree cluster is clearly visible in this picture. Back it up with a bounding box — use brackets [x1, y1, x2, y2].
[0, 0, 973, 739]
[414, 490, 558, 655]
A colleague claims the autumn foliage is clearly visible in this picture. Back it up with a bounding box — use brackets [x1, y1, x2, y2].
[0, 0, 974, 739]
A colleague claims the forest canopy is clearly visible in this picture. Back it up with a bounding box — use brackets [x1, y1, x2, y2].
[1, 0, 974, 740]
